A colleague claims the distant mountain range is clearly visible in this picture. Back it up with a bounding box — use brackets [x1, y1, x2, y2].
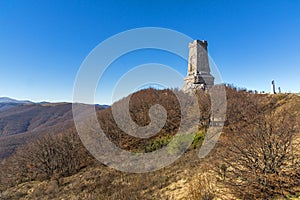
[0, 97, 32, 104]
[0, 97, 108, 158]
[0, 97, 33, 112]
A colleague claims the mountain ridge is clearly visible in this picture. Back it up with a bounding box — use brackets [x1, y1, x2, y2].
[0, 100, 108, 158]
[0, 97, 32, 104]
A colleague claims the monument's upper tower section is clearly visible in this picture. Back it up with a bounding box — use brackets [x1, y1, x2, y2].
[187, 40, 210, 76]
[183, 40, 214, 92]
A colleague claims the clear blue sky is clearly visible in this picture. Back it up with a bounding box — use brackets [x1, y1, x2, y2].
[0, 0, 299, 104]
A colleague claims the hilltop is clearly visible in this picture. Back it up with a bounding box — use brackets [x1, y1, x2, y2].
[0, 87, 299, 199]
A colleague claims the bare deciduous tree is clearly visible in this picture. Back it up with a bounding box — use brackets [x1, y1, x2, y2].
[219, 110, 300, 199]
[1, 131, 92, 186]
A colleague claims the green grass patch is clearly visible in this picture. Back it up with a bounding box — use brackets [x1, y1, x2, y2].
[144, 131, 205, 153]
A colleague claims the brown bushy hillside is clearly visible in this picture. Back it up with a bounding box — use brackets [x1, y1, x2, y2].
[98, 88, 182, 151]
[0, 87, 299, 199]
[0, 103, 105, 158]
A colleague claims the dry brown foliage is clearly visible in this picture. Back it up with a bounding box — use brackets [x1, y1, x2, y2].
[188, 165, 217, 200]
[97, 88, 210, 152]
[216, 89, 300, 199]
[1, 87, 299, 199]
[0, 130, 94, 189]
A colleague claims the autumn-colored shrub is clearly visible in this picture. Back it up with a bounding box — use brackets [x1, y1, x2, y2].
[0, 131, 93, 188]
[219, 110, 300, 199]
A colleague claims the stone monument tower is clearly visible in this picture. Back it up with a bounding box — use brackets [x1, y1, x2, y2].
[182, 40, 214, 93]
